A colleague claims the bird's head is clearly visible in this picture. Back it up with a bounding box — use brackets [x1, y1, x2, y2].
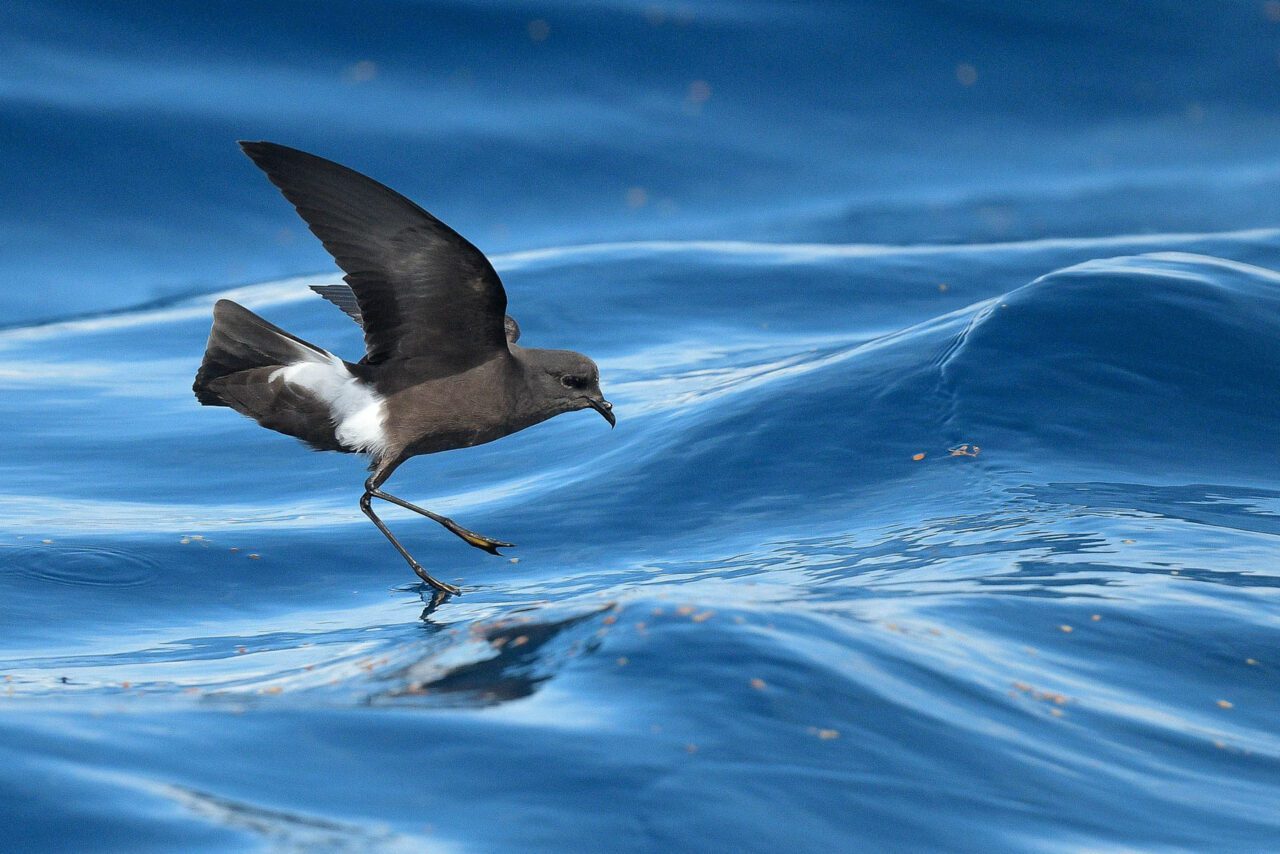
[522, 348, 615, 427]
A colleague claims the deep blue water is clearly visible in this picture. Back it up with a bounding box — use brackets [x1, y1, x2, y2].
[3, 2, 1280, 851]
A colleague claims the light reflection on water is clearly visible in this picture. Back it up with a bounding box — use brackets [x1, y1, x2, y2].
[6, 1, 1280, 849]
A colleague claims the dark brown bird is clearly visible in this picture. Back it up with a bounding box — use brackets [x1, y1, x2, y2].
[193, 142, 614, 595]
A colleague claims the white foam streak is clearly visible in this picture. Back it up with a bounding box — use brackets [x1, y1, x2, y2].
[0, 468, 557, 535]
[0, 275, 329, 346]
[491, 228, 1280, 270]
[3, 228, 1277, 346]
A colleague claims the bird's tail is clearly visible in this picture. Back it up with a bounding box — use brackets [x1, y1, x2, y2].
[193, 299, 324, 404]
[192, 300, 347, 451]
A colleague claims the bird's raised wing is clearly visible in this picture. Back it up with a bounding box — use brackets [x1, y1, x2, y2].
[241, 141, 509, 369]
[310, 282, 521, 344]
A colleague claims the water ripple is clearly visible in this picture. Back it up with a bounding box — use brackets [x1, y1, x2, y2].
[4, 542, 160, 589]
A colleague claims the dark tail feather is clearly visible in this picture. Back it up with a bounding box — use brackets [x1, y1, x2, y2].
[192, 300, 346, 452]
[193, 299, 324, 406]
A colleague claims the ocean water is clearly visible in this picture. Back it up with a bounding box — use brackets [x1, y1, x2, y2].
[3, 2, 1280, 851]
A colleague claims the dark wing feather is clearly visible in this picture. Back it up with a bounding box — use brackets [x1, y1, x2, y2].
[240, 141, 509, 369]
[312, 281, 522, 344]
[311, 284, 364, 326]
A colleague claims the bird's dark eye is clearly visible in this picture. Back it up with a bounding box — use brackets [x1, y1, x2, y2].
[561, 375, 585, 389]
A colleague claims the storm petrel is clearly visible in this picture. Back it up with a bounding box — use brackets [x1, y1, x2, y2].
[193, 142, 614, 595]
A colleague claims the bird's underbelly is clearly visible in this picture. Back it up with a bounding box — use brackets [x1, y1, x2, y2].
[273, 356, 535, 459]
[376, 360, 532, 458]
[394, 411, 527, 457]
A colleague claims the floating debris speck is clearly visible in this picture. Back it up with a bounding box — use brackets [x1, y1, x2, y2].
[1012, 682, 1072, 707]
[527, 19, 550, 42]
[683, 79, 711, 114]
[344, 60, 378, 84]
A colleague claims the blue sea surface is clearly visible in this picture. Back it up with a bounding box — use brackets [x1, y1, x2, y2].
[2, 2, 1279, 851]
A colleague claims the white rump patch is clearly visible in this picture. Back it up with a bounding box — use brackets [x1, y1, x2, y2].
[270, 348, 389, 456]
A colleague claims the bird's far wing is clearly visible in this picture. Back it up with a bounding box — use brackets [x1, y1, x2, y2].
[241, 141, 509, 369]
[311, 281, 521, 344]
[311, 284, 364, 326]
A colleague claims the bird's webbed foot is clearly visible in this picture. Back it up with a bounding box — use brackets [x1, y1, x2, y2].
[439, 519, 515, 556]
[411, 562, 462, 596]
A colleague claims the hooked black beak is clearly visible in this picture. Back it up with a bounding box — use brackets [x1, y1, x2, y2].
[586, 397, 616, 428]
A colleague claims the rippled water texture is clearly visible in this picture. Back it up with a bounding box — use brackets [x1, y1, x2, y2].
[4, 2, 1280, 852]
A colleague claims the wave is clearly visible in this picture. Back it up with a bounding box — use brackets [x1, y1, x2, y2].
[3, 234, 1279, 850]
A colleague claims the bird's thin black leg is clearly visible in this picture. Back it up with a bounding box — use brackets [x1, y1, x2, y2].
[363, 477, 515, 555]
[359, 491, 461, 595]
